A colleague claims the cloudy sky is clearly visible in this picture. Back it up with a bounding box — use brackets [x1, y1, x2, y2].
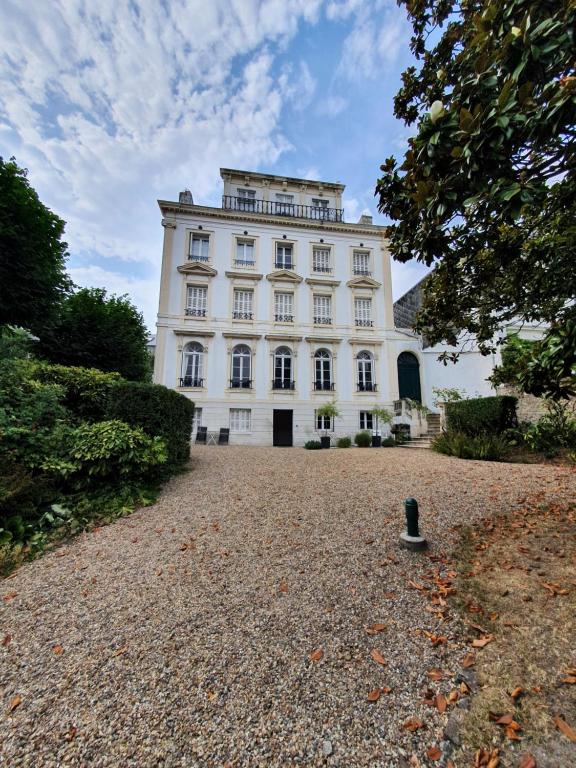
[0, 0, 429, 330]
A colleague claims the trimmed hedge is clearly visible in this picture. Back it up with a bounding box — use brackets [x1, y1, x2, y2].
[337, 436, 352, 448]
[354, 431, 372, 447]
[445, 395, 518, 436]
[34, 363, 121, 420]
[304, 440, 322, 450]
[103, 382, 194, 467]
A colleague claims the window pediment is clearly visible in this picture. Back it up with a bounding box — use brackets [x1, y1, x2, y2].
[266, 269, 303, 284]
[177, 262, 218, 277]
[305, 277, 341, 288]
[346, 276, 381, 289]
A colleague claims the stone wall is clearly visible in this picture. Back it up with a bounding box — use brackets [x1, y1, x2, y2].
[498, 385, 547, 424]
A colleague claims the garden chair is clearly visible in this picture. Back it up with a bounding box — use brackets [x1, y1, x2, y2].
[218, 428, 230, 445]
[195, 426, 207, 444]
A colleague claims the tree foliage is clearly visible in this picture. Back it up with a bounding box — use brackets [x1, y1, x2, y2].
[0, 157, 71, 335]
[376, 0, 576, 354]
[42, 288, 151, 382]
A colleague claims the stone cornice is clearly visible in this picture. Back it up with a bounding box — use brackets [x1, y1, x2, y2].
[173, 329, 215, 337]
[265, 334, 304, 342]
[305, 277, 341, 288]
[266, 269, 304, 284]
[347, 338, 383, 346]
[222, 331, 263, 340]
[225, 270, 263, 281]
[346, 276, 382, 289]
[177, 262, 218, 277]
[220, 167, 345, 194]
[157, 200, 387, 237]
[304, 336, 343, 344]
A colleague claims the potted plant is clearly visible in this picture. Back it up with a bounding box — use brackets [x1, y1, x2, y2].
[316, 401, 340, 448]
[370, 406, 393, 447]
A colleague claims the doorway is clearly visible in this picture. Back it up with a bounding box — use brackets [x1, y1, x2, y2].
[273, 409, 293, 447]
[397, 352, 422, 401]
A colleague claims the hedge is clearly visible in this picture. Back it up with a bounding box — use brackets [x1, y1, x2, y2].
[34, 363, 121, 420]
[103, 382, 194, 467]
[445, 395, 518, 436]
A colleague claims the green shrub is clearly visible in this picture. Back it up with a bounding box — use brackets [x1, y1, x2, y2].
[445, 395, 518, 436]
[103, 382, 194, 467]
[381, 437, 396, 447]
[354, 431, 372, 447]
[432, 431, 509, 461]
[34, 363, 121, 420]
[304, 440, 322, 450]
[524, 401, 576, 456]
[336, 436, 352, 448]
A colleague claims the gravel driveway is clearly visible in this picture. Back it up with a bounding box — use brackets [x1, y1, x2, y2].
[2, 447, 574, 767]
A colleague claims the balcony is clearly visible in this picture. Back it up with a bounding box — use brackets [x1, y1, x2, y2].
[313, 265, 332, 274]
[232, 311, 253, 320]
[355, 318, 374, 327]
[230, 378, 252, 389]
[275, 260, 294, 270]
[185, 308, 207, 317]
[222, 195, 344, 222]
[179, 377, 204, 388]
[234, 259, 255, 268]
[353, 268, 372, 276]
[313, 381, 335, 391]
[314, 316, 332, 325]
[357, 382, 377, 392]
[275, 314, 294, 323]
[188, 254, 210, 262]
[272, 379, 295, 390]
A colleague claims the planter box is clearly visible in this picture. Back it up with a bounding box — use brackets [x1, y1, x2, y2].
[320, 435, 331, 449]
[371, 435, 382, 447]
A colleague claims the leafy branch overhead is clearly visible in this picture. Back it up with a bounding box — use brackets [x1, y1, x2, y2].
[376, 0, 576, 353]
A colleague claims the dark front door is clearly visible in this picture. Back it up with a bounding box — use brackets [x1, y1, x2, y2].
[273, 409, 293, 447]
[397, 352, 422, 401]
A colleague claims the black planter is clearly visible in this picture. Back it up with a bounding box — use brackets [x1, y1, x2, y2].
[320, 435, 331, 449]
[371, 435, 382, 448]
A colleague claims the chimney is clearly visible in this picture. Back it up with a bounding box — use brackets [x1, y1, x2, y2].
[179, 189, 193, 205]
[358, 213, 373, 225]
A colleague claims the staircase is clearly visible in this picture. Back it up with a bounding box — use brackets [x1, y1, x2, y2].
[399, 412, 441, 450]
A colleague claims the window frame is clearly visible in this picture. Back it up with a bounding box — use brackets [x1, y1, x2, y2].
[181, 342, 204, 388]
[359, 411, 374, 431]
[274, 291, 294, 323]
[230, 344, 252, 388]
[314, 349, 333, 390]
[275, 241, 294, 270]
[312, 245, 332, 274]
[352, 249, 371, 276]
[232, 288, 254, 321]
[313, 293, 332, 325]
[185, 285, 208, 318]
[189, 232, 211, 262]
[229, 408, 252, 433]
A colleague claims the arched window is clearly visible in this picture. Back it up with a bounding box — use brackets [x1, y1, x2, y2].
[397, 351, 421, 401]
[231, 344, 252, 388]
[273, 346, 293, 389]
[181, 342, 204, 387]
[314, 349, 333, 391]
[357, 351, 375, 392]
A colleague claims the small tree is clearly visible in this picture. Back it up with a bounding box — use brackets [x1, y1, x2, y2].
[371, 406, 393, 434]
[316, 401, 341, 436]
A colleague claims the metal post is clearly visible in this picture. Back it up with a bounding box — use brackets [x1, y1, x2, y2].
[400, 497, 428, 551]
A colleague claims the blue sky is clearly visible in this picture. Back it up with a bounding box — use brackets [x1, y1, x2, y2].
[0, 0, 429, 330]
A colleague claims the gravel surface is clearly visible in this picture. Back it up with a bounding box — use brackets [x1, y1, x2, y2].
[1, 447, 574, 767]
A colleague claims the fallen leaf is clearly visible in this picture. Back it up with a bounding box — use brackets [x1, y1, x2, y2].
[310, 648, 324, 662]
[63, 726, 77, 741]
[381, 686, 393, 694]
[426, 746, 442, 761]
[474, 747, 500, 768]
[370, 649, 386, 666]
[448, 689, 459, 704]
[472, 635, 493, 648]
[111, 646, 128, 657]
[402, 717, 423, 732]
[510, 686, 524, 700]
[427, 668, 443, 681]
[8, 695, 22, 713]
[2, 592, 18, 602]
[554, 715, 576, 742]
[560, 676, 576, 685]
[2, 634, 12, 647]
[408, 580, 426, 591]
[463, 652, 476, 668]
[367, 688, 381, 702]
[518, 754, 537, 768]
[365, 623, 387, 636]
[435, 694, 447, 713]
[505, 724, 522, 741]
[53, 644, 64, 655]
[279, 579, 288, 594]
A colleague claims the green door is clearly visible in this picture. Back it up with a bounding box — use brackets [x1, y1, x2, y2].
[397, 352, 421, 402]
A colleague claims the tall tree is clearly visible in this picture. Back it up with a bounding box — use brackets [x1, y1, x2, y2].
[0, 157, 71, 335]
[42, 288, 151, 382]
[376, 0, 575, 356]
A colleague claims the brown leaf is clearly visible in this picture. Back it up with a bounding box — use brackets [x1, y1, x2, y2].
[53, 644, 64, 655]
[463, 652, 476, 668]
[474, 748, 500, 768]
[435, 694, 447, 713]
[427, 668, 443, 681]
[472, 634, 493, 648]
[370, 648, 386, 666]
[310, 648, 323, 662]
[8, 695, 22, 713]
[560, 676, 576, 685]
[510, 686, 524, 700]
[448, 689, 459, 704]
[381, 686, 393, 694]
[505, 725, 522, 741]
[2, 592, 18, 602]
[63, 726, 77, 742]
[112, 646, 128, 657]
[2, 634, 12, 647]
[402, 717, 423, 732]
[519, 754, 537, 768]
[279, 579, 288, 594]
[426, 746, 442, 761]
[367, 688, 381, 702]
[555, 715, 576, 742]
[408, 580, 426, 591]
[365, 623, 387, 636]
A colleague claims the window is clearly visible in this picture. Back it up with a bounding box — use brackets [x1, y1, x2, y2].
[311, 198, 330, 220]
[273, 346, 293, 389]
[186, 286, 207, 317]
[235, 239, 255, 267]
[313, 295, 332, 325]
[237, 188, 256, 211]
[233, 289, 253, 320]
[357, 351, 375, 391]
[353, 250, 371, 276]
[275, 193, 295, 215]
[312, 247, 331, 273]
[314, 349, 333, 390]
[230, 344, 251, 388]
[181, 342, 204, 387]
[230, 408, 251, 432]
[355, 298, 373, 327]
[274, 292, 294, 322]
[316, 414, 332, 431]
[359, 411, 374, 431]
[189, 234, 210, 261]
[191, 407, 203, 433]
[275, 243, 293, 269]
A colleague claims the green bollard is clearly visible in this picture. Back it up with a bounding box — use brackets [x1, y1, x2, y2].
[400, 497, 428, 551]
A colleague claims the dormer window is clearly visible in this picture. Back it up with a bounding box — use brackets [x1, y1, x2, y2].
[311, 198, 330, 220]
[275, 193, 295, 215]
[237, 189, 256, 211]
[189, 233, 210, 262]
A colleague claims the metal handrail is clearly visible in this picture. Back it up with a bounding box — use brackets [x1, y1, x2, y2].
[222, 195, 344, 222]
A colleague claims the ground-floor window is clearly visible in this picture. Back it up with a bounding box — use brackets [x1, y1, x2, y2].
[230, 408, 251, 433]
[316, 414, 333, 431]
[359, 411, 373, 431]
[191, 407, 203, 433]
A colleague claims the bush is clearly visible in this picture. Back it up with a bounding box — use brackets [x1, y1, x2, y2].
[445, 395, 518, 436]
[354, 431, 372, 447]
[103, 381, 194, 467]
[337, 436, 352, 448]
[381, 437, 396, 447]
[524, 401, 576, 456]
[34, 363, 121, 420]
[432, 431, 509, 461]
[304, 440, 322, 450]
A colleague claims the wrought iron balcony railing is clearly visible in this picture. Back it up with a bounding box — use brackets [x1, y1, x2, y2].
[232, 311, 253, 320]
[233, 259, 255, 268]
[230, 378, 252, 389]
[357, 382, 377, 392]
[313, 381, 335, 391]
[275, 314, 294, 323]
[222, 195, 344, 222]
[314, 316, 332, 325]
[179, 377, 204, 388]
[275, 260, 294, 270]
[272, 379, 296, 390]
[312, 265, 332, 273]
[353, 268, 372, 276]
[188, 254, 210, 262]
[185, 308, 207, 317]
[355, 318, 374, 327]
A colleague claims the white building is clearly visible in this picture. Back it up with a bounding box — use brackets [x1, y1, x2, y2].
[153, 168, 440, 446]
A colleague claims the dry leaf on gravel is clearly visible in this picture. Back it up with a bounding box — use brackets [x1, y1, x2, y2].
[554, 714, 576, 742]
[435, 694, 447, 713]
[279, 579, 288, 594]
[310, 648, 323, 662]
[370, 649, 386, 665]
[365, 623, 387, 636]
[8, 695, 22, 713]
[474, 747, 500, 767]
[2, 592, 18, 602]
[53, 644, 64, 655]
[427, 668, 443, 681]
[2, 634, 12, 646]
[402, 717, 424, 732]
[463, 652, 476, 668]
[519, 754, 537, 768]
[111, 646, 128, 657]
[510, 686, 523, 700]
[472, 635, 493, 648]
[367, 688, 381, 702]
[426, 746, 442, 761]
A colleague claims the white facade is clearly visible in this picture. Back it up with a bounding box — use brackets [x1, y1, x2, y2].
[154, 168, 430, 446]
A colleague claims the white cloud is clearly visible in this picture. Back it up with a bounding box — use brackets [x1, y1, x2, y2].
[279, 61, 317, 110]
[316, 95, 348, 116]
[326, 0, 364, 20]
